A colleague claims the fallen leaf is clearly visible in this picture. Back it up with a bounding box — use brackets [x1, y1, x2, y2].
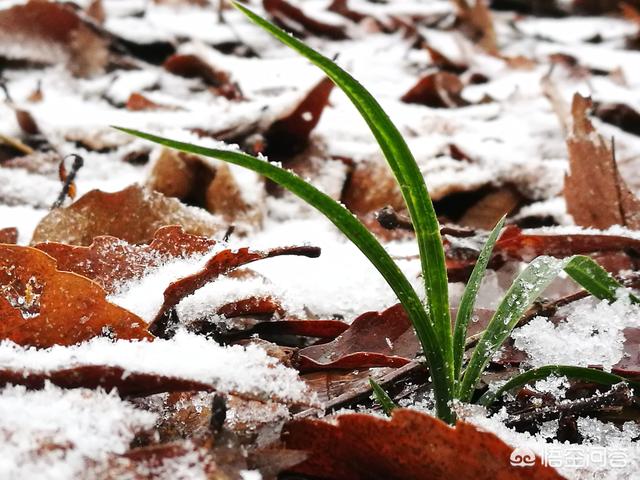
[125, 92, 179, 111]
[0, 366, 210, 397]
[458, 187, 523, 230]
[35, 225, 218, 294]
[163, 54, 242, 100]
[341, 160, 404, 216]
[263, 0, 348, 40]
[31, 184, 224, 245]
[452, 0, 499, 55]
[564, 93, 640, 229]
[282, 408, 562, 479]
[0, 1, 109, 77]
[0, 333, 313, 404]
[592, 101, 640, 137]
[205, 162, 265, 225]
[265, 77, 335, 158]
[0, 227, 18, 244]
[298, 304, 493, 372]
[0, 244, 150, 347]
[151, 245, 321, 331]
[401, 72, 470, 108]
[147, 148, 214, 202]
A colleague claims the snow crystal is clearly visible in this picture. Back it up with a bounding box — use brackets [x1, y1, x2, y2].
[0, 383, 156, 480]
[0, 332, 311, 403]
[512, 295, 640, 371]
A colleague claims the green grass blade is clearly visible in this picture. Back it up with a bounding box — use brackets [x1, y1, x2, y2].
[114, 127, 455, 423]
[458, 256, 568, 402]
[231, 1, 453, 376]
[452, 216, 505, 383]
[478, 365, 639, 407]
[565, 255, 640, 304]
[369, 378, 397, 416]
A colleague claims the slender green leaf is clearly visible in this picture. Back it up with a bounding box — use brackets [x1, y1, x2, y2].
[479, 365, 639, 407]
[369, 378, 397, 416]
[565, 255, 640, 304]
[231, 1, 454, 383]
[113, 127, 455, 424]
[453, 216, 505, 384]
[458, 256, 568, 402]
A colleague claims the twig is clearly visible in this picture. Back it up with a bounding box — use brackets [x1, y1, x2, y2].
[505, 383, 634, 430]
[52, 154, 84, 209]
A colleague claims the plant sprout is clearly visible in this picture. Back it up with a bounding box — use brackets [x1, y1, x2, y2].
[116, 2, 639, 424]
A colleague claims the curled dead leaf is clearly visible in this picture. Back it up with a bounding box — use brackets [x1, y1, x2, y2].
[401, 72, 470, 108]
[265, 77, 335, 158]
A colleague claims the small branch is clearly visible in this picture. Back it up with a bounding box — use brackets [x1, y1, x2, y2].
[505, 383, 634, 430]
[52, 154, 84, 209]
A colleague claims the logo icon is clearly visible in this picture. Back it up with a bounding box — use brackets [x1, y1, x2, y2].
[510, 446, 536, 467]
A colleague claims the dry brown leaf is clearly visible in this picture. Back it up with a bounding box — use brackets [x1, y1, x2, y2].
[0, 227, 18, 244]
[205, 163, 264, 225]
[401, 72, 469, 108]
[35, 225, 217, 294]
[263, 0, 348, 40]
[282, 409, 563, 479]
[31, 184, 224, 246]
[0, 1, 109, 77]
[342, 160, 404, 216]
[125, 92, 179, 111]
[564, 93, 640, 229]
[0, 244, 151, 347]
[147, 149, 264, 226]
[147, 148, 214, 201]
[452, 0, 498, 55]
[458, 187, 522, 229]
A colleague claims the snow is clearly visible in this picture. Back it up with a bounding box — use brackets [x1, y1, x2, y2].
[0, 332, 312, 404]
[0, 383, 156, 480]
[512, 294, 640, 371]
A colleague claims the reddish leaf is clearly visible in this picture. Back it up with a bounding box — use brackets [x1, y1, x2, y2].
[593, 101, 640, 137]
[152, 245, 321, 327]
[298, 304, 415, 371]
[265, 77, 335, 158]
[0, 366, 211, 397]
[163, 54, 242, 100]
[35, 225, 218, 294]
[216, 296, 285, 318]
[298, 304, 493, 372]
[564, 93, 640, 229]
[452, 0, 498, 55]
[401, 72, 469, 108]
[251, 319, 349, 338]
[494, 225, 640, 262]
[0, 227, 18, 244]
[0, 244, 150, 347]
[31, 185, 224, 245]
[126, 92, 178, 111]
[263, 0, 348, 40]
[282, 409, 562, 479]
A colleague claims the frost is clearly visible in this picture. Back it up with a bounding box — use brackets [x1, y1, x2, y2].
[512, 295, 640, 371]
[0, 384, 156, 479]
[0, 332, 312, 403]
